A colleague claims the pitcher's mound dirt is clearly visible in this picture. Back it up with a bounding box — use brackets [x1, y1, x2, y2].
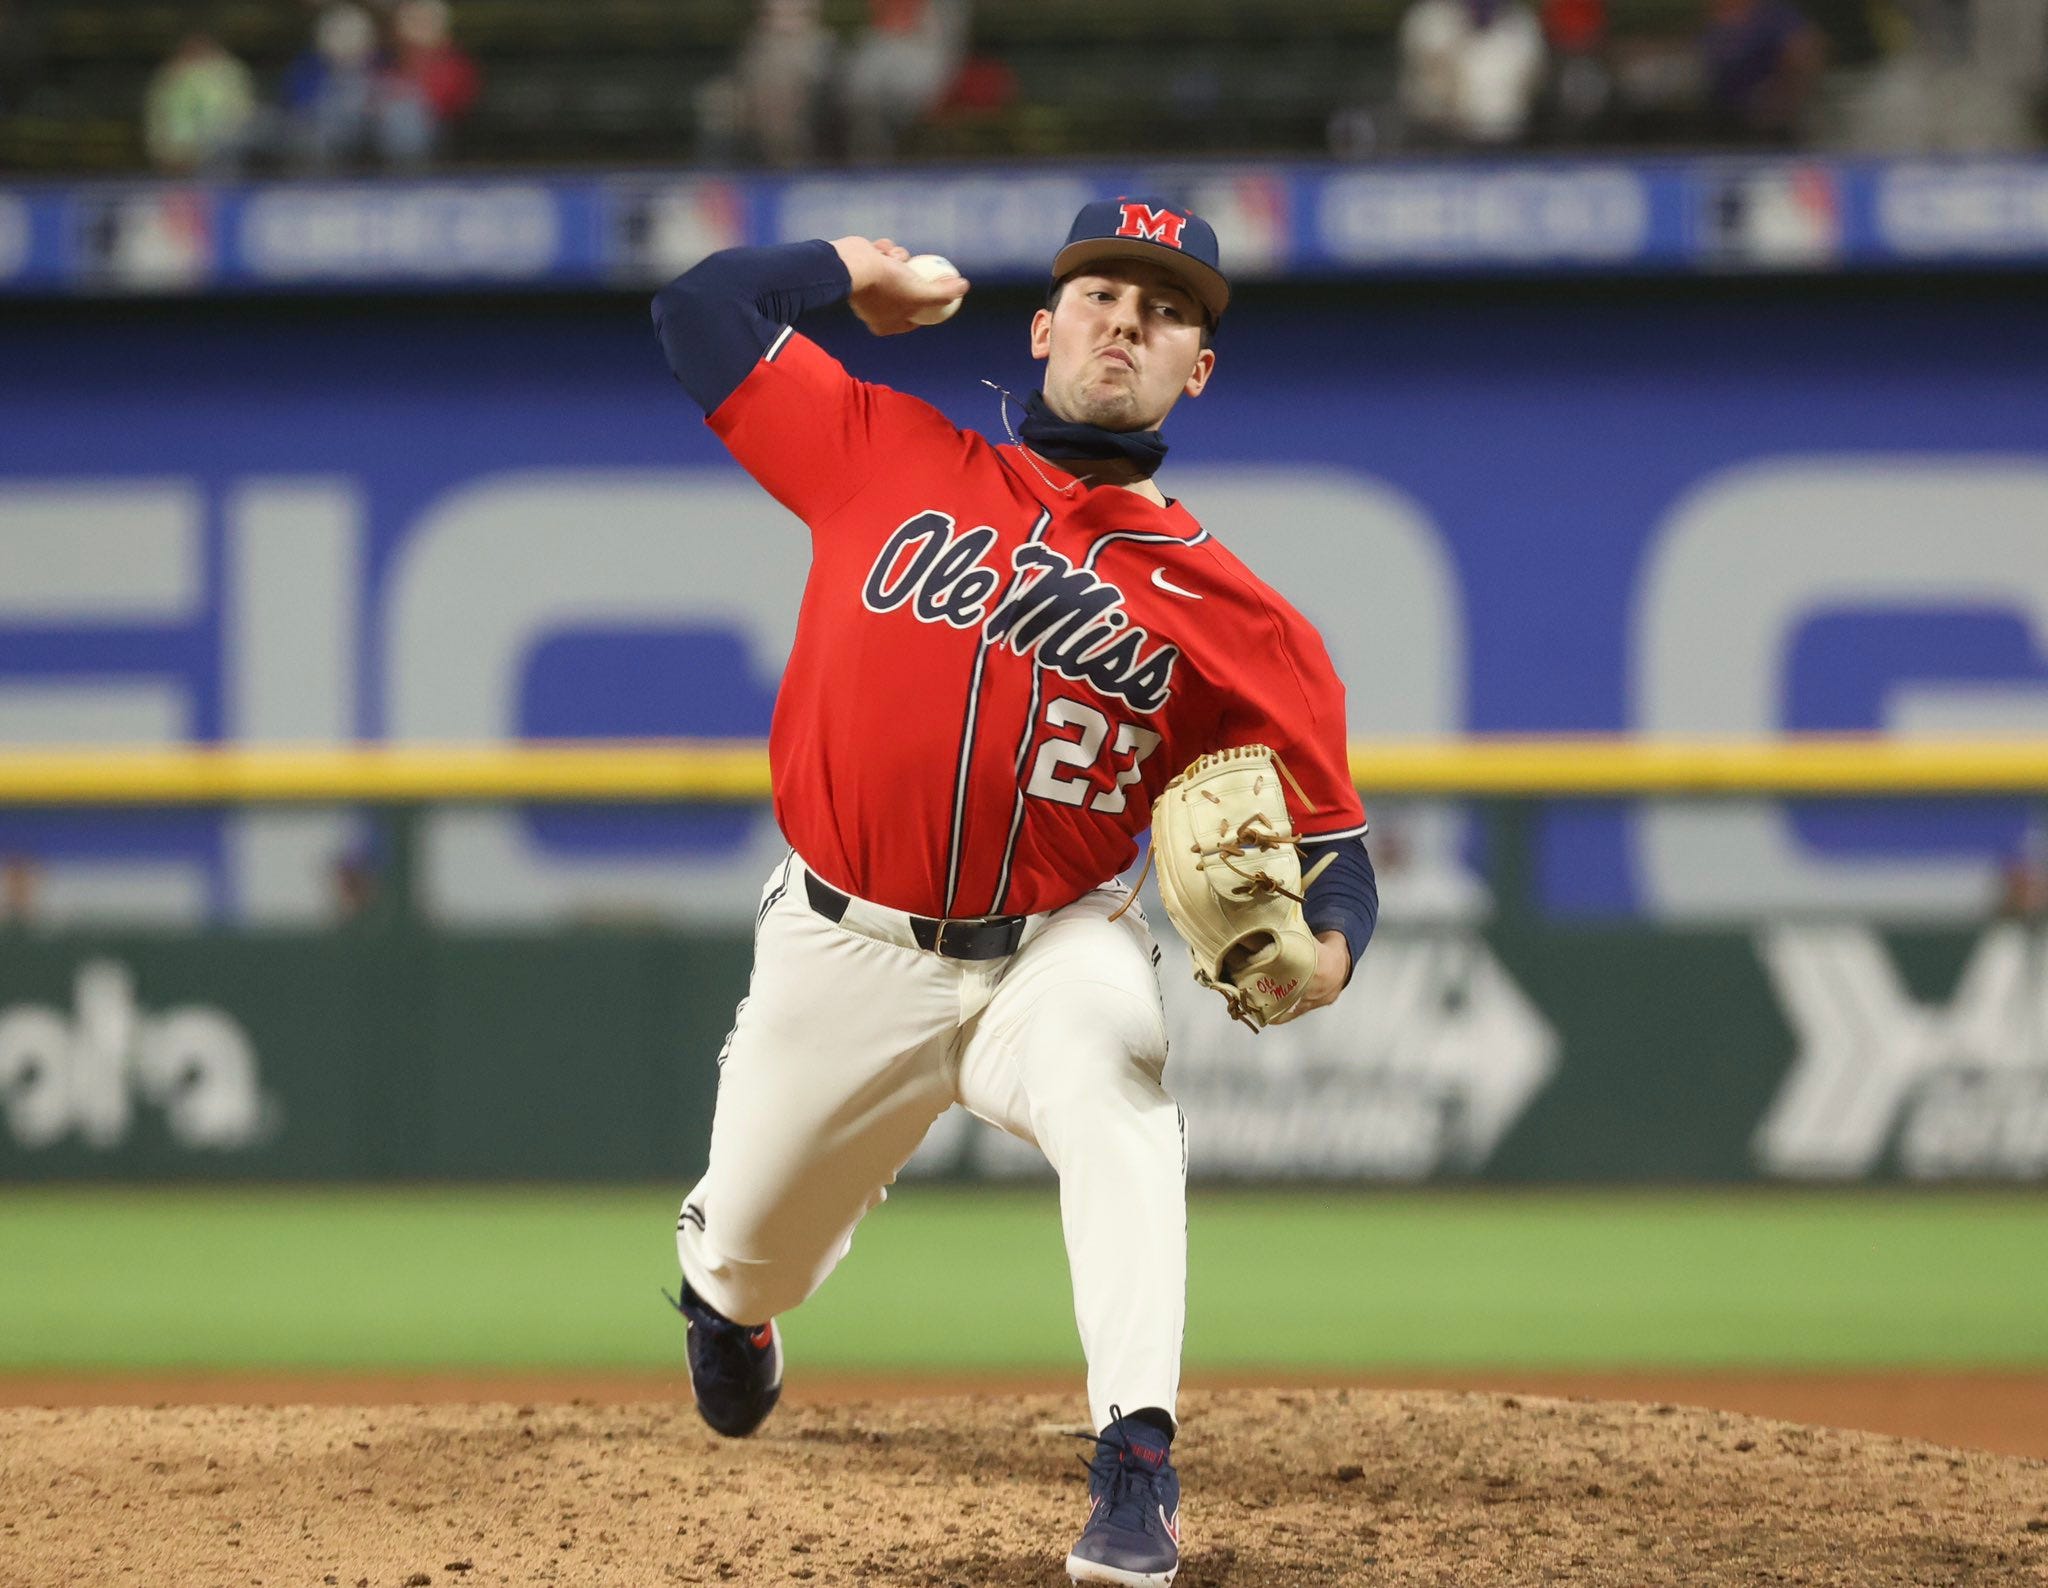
[5, 1389, 2046, 1587]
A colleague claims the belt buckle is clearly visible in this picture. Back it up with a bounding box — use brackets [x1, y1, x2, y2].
[934, 918, 970, 958]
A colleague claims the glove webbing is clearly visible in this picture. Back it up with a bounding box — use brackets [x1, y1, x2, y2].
[1109, 747, 1333, 923]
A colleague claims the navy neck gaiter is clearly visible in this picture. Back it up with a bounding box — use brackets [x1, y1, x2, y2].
[1017, 389, 1169, 479]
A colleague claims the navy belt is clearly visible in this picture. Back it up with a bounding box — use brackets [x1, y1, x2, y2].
[803, 870, 1027, 961]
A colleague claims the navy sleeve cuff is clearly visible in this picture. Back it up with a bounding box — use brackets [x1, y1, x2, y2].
[1302, 835, 1378, 986]
[651, 240, 853, 413]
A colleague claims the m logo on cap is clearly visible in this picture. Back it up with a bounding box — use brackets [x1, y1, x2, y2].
[1115, 202, 1187, 250]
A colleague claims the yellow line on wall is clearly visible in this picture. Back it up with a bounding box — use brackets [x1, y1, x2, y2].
[1346, 737, 2048, 796]
[0, 736, 2045, 805]
[0, 742, 771, 805]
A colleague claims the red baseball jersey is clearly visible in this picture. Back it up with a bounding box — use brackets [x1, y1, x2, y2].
[709, 327, 1368, 919]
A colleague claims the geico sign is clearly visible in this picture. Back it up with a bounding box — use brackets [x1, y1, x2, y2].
[8, 462, 2048, 927]
[0, 961, 278, 1150]
[0, 468, 1474, 928]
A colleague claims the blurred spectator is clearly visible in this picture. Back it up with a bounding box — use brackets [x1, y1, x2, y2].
[1699, 0, 1827, 142]
[284, 3, 383, 169]
[1895, 0, 1970, 58]
[1970, 0, 2047, 93]
[1541, 0, 1613, 138]
[1836, 0, 2038, 151]
[927, 49, 1020, 145]
[387, 0, 480, 163]
[0, 0, 49, 118]
[1327, 100, 1383, 159]
[1399, 0, 1549, 146]
[736, 0, 835, 167]
[143, 31, 259, 176]
[1, 855, 38, 924]
[1995, 817, 2048, 920]
[841, 0, 970, 164]
[281, 1, 477, 173]
[335, 841, 381, 920]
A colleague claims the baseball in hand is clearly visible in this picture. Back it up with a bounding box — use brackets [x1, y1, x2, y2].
[904, 254, 965, 325]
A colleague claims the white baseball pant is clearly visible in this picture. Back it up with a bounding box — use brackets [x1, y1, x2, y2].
[677, 851, 1187, 1432]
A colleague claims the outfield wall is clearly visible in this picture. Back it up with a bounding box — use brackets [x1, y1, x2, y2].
[5, 277, 2048, 1185]
[3, 917, 2042, 1184]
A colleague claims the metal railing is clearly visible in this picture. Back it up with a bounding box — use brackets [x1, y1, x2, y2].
[1, 736, 2042, 925]
[3, 735, 2048, 805]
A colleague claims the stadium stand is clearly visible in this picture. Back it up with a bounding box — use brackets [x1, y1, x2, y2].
[0, 0, 1971, 175]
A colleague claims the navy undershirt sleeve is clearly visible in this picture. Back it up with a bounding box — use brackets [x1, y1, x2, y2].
[1302, 835, 1379, 986]
[651, 240, 854, 414]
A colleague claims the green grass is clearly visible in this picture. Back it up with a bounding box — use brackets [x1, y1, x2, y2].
[2, 1186, 2045, 1374]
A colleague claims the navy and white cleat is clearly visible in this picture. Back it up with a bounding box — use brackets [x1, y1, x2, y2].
[1065, 1408, 1181, 1587]
[667, 1281, 783, 1438]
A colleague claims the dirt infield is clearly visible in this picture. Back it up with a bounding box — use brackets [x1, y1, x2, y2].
[9, 1367, 2048, 1459]
[6, 1390, 2046, 1588]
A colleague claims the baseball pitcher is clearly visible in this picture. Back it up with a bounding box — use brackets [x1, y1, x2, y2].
[652, 197, 1379, 1588]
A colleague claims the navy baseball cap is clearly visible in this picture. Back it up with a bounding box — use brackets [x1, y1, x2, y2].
[1050, 196, 1229, 323]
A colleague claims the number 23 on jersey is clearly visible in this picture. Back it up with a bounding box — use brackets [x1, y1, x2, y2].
[1025, 697, 1164, 816]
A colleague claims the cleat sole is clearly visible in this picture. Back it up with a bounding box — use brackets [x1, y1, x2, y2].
[1064, 1552, 1177, 1587]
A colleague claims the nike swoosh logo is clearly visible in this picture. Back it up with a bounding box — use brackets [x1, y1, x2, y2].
[1151, 568, 1201, 599]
